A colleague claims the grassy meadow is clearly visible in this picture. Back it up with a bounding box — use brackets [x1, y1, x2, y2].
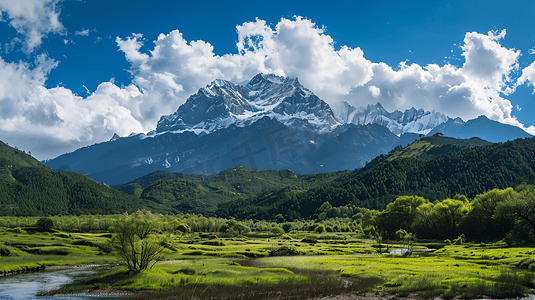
[1, 216, 534, 300]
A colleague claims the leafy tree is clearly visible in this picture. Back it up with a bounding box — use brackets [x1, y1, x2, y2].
[376, 196, 427, 238]
[461, 188, 516, 241]
[270, 227, 284, 236]
[496, 190, 535, 230]
[496, 189, 535, 241]
[282, 223, 293, 233]
[412, 198, 469, 239]
[111, 211, 168, 273]
[36, 217, 54, 232]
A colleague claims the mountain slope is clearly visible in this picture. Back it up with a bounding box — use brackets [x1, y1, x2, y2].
[427, 115, 532, 143]
[216, 136, 535, 220]
[44, 74, 532, 185]
[365, 134, 493, 168]
[156, 73, 340, 134]
[45, 75, 403, 184]
[0, 140, 144, 216]
[113, 166, 351, 215]
[0, 141, 44, 183]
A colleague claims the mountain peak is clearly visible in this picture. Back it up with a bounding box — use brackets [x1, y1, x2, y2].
[110, 133, 121, 141]
[248, 73, 298, 86]
[155, 73, 339, 135]
[336, 102, 450, 135]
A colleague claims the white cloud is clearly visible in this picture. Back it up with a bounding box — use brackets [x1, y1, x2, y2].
[1, 16, 534, 160]
[0, 0, 65, 53]
[75, 29, 90, 36]
[369, 86, 381, 98]
[116, 20, 526, 133]
[529, 48, 535, 55]
[516, 61, 535, 93]
[0, 55, 146, 159]
[345, 29, 524, 131]
[115, 17, 374, 126]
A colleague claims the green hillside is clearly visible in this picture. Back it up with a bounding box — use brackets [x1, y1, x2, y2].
[0, 141, 144, 216]
[0, 141, 44, 183]
[216, 137, 535, 220]
[365, 134, 493, 167]
[4, 134, 533, 219]
[114, 166, 351, 215]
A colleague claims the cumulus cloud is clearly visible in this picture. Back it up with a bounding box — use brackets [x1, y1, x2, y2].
[0, 55, 146, 159]
[1, 16, 535, 160]
[345, 29, 525, 131]
[516, 61, 535, 94]
[117, 20, 528, 132]
[0, 0, 65, 53]
[115, 17, 374, 126]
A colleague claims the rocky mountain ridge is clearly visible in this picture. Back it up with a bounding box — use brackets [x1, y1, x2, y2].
[44, 73, 532, 185]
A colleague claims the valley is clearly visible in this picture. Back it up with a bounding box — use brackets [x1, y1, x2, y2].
[1, 74, 535, 299]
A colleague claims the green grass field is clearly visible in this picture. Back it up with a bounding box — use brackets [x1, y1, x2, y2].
[3, 226, 534, 299]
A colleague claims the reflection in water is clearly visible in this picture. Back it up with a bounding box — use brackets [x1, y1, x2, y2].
[0, 268, 122, 300]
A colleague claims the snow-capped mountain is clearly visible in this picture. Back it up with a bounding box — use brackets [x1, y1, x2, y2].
[44, 73, 532, 185]
[155, 73, 340, 135]
[334, 102, 450, 135]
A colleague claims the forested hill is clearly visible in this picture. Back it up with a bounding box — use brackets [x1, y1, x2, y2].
[370, 134, 492, 164]
[0, 141, 145, 216]
[216, 137, 535, 220]
[113, 167, 351, 215]
[0, 141, 44, 183]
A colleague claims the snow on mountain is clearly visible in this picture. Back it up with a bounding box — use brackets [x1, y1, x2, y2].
[155, 73, 340, 136]
[334, 102, 450, 135]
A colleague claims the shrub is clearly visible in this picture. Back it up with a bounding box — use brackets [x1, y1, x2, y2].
[269, 246, 301, 256]
[176, 224, 191, 234]
[282, 223, 293, 233]
[301, 238, 318, 244]
[97, 243, 113, 254]
[518, 258, 535, 270]
[0, 245, 11, 256]
[12, 227, 26, 234]
[36, 217, 54, 232]
[270, 227, 284, 236]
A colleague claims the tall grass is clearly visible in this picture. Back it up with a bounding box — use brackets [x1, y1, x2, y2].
[134, 274, 382, 300]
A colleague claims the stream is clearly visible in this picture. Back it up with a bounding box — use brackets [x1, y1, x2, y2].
[0, 267, 125, 300]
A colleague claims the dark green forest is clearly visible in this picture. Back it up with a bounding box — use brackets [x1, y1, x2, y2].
[0, 141, 144, 216]
[216, 136, 535, 220]
[2, 135, 535, 238]
[114, 167, 350, 214]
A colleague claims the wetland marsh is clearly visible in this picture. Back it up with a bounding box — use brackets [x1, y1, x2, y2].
[1, 214, 534, 299]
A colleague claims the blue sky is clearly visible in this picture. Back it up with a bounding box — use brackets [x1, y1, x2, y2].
[1, 0, 535, 160]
